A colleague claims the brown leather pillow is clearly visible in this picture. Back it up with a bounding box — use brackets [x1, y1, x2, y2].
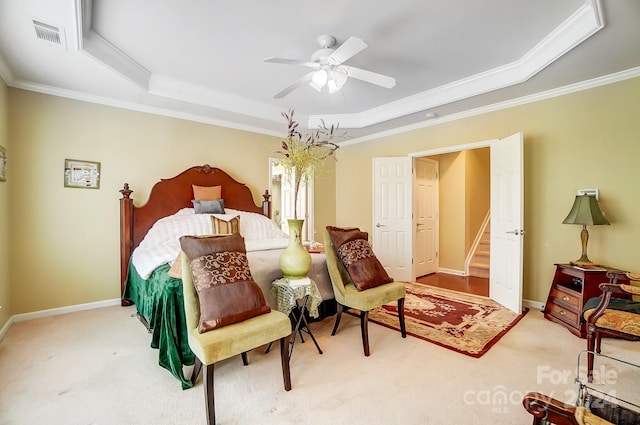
[179, 233, 270, 333]
[326, 226, 393, 291]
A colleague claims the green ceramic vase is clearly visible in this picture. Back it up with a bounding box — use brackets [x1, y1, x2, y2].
[279, 219, 312, 278]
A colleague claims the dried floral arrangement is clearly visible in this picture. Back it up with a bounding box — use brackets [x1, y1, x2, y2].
[275, 109, 344, 219]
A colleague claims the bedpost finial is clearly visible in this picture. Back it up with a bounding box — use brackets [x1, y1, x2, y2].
[120, 183, 133, 199]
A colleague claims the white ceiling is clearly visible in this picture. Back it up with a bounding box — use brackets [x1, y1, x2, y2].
[1, 0, 639, 142]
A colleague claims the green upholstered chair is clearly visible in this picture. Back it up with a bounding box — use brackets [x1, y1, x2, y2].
[323, 228, 407, 356]
[180, 252, 293, 425]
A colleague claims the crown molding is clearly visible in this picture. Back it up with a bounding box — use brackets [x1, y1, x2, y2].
[0, 54, 13, 86]
[309, 1, 605, 130]
[341, 66, 640, 147]
[148, 75, 282, 123]
[73, 0, 606, 133]
[76, 0, 151, 90]
[7, 78, 283, 138]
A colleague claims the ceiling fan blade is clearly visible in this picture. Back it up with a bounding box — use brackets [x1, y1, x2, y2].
[343, 65, 396, 89]
[264, 57, 319, 68]
[273, 72, 314, 99]
[328, 37, 368, 65]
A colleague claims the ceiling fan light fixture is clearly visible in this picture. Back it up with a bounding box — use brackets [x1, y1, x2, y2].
[310, 69, 328, 92]
[268, 35, 394, 98]
[328, 68, 348, 93]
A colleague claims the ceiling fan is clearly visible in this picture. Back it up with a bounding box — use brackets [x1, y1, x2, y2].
[265, 35, 396, 99]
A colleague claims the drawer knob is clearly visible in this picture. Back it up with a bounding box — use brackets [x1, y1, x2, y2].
[559, 310, 566, 316]
[562, 295, 570, 301]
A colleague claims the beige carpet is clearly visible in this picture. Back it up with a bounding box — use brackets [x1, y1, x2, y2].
[0, 305, 638, 425]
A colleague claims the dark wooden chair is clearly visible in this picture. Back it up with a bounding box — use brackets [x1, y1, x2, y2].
[523, 391, 639, 425]
[583, 272, 640, 382]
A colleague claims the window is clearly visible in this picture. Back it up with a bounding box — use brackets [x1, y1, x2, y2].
[269, 158, 315, 241]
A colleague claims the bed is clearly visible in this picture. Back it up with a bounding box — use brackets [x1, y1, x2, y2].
[119, 164, 334, 389]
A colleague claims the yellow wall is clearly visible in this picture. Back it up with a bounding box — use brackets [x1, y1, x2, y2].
[426, 149, 490, 272]
[2, 76, 639, 322]
[0, 79, 9, 326]
[335, 76, 640, 303]
[464, 148, 490, 253]
[5, 89, 334, 316]
[432, 152, 466, 270]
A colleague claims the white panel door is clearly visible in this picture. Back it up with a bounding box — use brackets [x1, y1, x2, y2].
[414, 158, 439, 277]
[373, 157, 413, 282]
[490, 133, 524, 314]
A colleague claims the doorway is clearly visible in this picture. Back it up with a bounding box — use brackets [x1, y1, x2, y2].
[413, 148, 490, 295]
[416, 273, 489, 297]
[373, 133, 524, 313]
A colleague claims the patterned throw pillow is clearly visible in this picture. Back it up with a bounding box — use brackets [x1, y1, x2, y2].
[179, 233, 270, 333]
[192, 184, 222, 200]
[326, 226, 393, 291]
[211, 215, 240, 235]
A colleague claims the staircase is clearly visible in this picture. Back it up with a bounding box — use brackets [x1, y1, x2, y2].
[468, 221, 490, 279]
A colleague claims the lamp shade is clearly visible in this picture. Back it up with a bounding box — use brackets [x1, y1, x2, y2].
[562, 195, 610, 226]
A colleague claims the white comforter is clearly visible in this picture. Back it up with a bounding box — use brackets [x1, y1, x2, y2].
[132, 207, 289, 279]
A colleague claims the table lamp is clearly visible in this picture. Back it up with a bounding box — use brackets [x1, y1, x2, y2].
[562, 194, 610, 265]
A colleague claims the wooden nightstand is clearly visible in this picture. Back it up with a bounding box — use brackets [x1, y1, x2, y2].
[543, 263, 624, 338]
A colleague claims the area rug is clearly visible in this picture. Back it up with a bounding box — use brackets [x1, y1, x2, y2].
[369, 282, 528, 358]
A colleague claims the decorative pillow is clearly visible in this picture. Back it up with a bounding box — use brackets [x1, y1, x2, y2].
[167, 255, 182, 278]
[192, 184, 222, 200]
[179, 233, 271, 333]
[326, 226, 393, 291]
[192, 199, 225, 214]
[211, 215, 240, 235]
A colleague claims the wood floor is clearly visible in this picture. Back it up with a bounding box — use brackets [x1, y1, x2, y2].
[415, 273, 489, 297]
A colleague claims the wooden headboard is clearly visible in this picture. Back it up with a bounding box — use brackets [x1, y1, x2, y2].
[119, 164, 271, 304]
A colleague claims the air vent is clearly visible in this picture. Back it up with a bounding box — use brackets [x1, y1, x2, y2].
[33, 19, 65, 47]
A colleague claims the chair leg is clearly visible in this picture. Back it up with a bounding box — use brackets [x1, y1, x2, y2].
[241, 352, 249, 366]
[360, 310, 370, 356]
[586, 327, 596, 383]
[397, 297, 407, 338]
[203, 363, 215, 425]
[280, 334, 292, 391]
[191, 357, 203, 385]
[331, 303, 344, 336]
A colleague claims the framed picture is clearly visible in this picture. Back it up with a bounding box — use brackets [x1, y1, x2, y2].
[0, 145, 6, 182]
[64, 159, 101, 189]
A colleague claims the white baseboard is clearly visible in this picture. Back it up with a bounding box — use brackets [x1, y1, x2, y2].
[0, 317, 12, 342]
[430, 270, 546, 311]
[523, 299, 545, 311]
[437, 268, 465, 276]
[0, 298, 122, 342]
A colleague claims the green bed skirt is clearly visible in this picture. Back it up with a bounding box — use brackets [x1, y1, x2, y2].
[123, 262, 195, 389]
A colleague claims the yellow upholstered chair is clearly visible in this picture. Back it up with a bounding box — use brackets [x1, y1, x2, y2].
[324, 228, 406, 356]
[583, 272, 640, 383]
[180, 249, 292, 425]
